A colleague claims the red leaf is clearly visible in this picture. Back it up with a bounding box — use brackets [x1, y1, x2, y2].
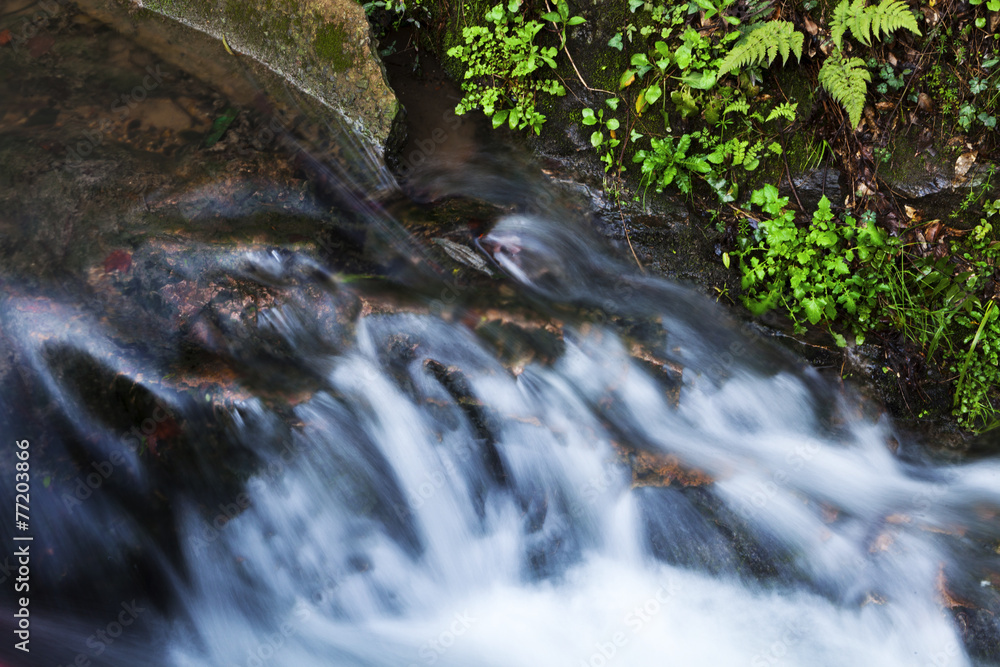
[103, 250, 132, 274]
[0, 30, 12, 46]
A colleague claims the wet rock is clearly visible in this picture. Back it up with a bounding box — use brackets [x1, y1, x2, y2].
[787, 167, 843, 213]
[77, 0, 402, 157]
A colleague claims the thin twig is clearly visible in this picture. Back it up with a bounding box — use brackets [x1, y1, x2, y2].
[543, 0, 615, 95]
[619, 204, 645, 272]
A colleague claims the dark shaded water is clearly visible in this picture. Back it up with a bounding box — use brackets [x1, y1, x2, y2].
[2, 3, 1000, 666]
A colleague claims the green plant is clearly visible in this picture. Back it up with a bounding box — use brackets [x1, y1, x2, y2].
[869, 59, 911, 94]
[541, 0, 586, 49]
[716, 21, 804, 78]
[446, 1, 568, 134]
[633, 134, 712, 195]
[363, 0, 428, 29]
[582, 104, 622, 172]
[736, 183, 1000, 429]
[737, 188, 890, 344]
[830, 0, 920, 49]
[969, 0, 1000, 12]
[818, 51, 872, 130]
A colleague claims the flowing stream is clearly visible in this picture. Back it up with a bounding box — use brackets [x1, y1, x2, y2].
[3, 13, 1000, 666]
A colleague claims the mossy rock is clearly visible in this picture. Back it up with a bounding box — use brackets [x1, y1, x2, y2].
[128, 0, 401, 155]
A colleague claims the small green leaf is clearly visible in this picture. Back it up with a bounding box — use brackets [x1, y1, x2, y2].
[567, 16, 586, 25]
[631, 53, 651, 68]
[643, 83, 663, 105]
[802, 298, 823, 325]
[508, 107, 521, 129]
[679, 71, 716, 90]
[606, 118, 620, 130]
[608, 33, 624, 50]
[493, 109, 510, 128]
[205, 108, 238, 147]
[591, 130, 604, 147]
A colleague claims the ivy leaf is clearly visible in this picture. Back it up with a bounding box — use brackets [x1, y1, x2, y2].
[838, 291, 858, 314]
[608, 33, 624, 50]
[620, 69, 637, 88]
[802, 298, 824, 325]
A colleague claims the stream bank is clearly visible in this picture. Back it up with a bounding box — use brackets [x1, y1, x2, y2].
[367, 0, 1000, 443]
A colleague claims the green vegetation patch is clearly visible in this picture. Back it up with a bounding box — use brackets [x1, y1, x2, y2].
[314, 20, 356, 72]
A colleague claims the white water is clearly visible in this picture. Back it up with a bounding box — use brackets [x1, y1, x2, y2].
[5, 199, 999, 666]
[146, 217, 1000, 666]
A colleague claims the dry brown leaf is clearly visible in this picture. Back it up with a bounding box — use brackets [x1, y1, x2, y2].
[917, 93, 934, 114]
[924, 220, 942, 244]
[955, 151, 978, 179]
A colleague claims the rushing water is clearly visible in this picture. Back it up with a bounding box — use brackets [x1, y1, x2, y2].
[3, 9, 1000, 666]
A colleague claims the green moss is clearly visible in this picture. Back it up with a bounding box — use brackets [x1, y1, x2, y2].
[224, 0, 263, 27]
[313, 20, 355, 73]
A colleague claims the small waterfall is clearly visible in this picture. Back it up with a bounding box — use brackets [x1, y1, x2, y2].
[2, 144, 999, 667]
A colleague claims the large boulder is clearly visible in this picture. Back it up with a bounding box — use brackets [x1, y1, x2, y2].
[122, 0, 402, 155]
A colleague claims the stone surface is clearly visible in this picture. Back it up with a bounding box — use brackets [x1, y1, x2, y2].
[122, 0, 402, 154]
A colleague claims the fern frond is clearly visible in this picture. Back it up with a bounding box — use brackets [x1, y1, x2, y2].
[868, 0, 920, 42]
[742, 0, 775, 25]
[830, 0, 854, 50]
[718, 21, 804, 78]
[765, 101, 798, 123]
[818, 51, 871, 130]
[830, 0, 920, 49]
